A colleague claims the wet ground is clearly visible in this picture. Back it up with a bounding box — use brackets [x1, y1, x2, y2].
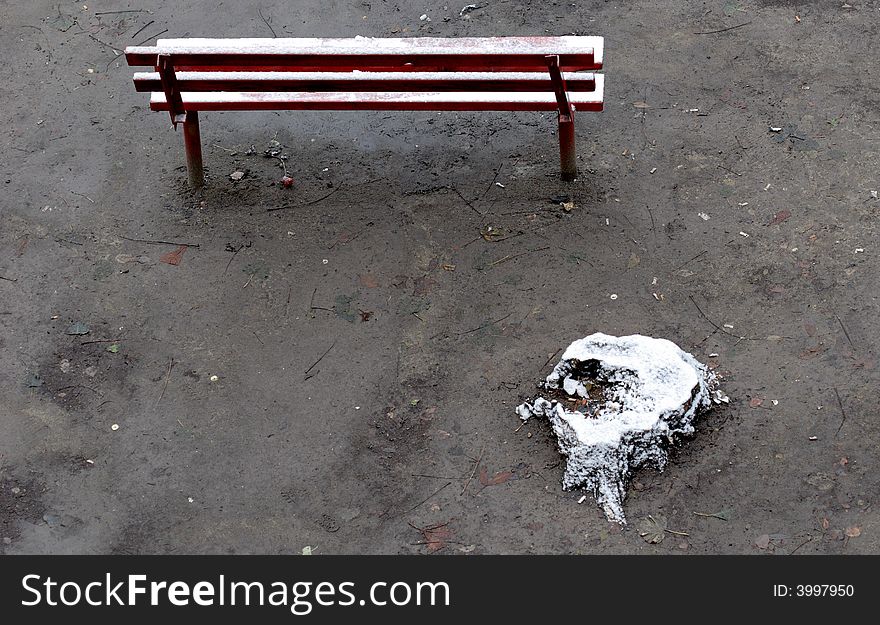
[1, 0, 878, 554]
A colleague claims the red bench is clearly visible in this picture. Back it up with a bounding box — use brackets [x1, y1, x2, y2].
[125, 37, 604, 187]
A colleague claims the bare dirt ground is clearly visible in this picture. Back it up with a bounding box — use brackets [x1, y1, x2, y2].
[1, 0, 878, 555]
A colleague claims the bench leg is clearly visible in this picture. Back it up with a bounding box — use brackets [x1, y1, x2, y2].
[182, 111, 204, 188]
[558, 111, 577, 182]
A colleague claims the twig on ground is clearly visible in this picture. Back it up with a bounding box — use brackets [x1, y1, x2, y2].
[447, 186, 483, 216]
[96, 9, 151, 15]
[87, 33, 118, 51]
[155, 358, 174, 408]
[837, 315, 855, 351]
[304, 340, 337, 376]
[488, 246, 551, 268]
[131, 20, 155, 40]
[70, 190, 95, 203]
[80, 338, 122, 345]
[267, 187, 340, 212]
[0, 275, 17, 282]
[456, 312, 513, 337]
[135, 29, 168, 46]
[405, 482, 452, 513]
[672, 250, 707, 271]
[412, 473, 465, 480]
[258, 8, 278, 37]
[541, 347, 562, 370]
[118, 235, 200, 247]
[834, 387, 847, 436]
[224, 243, 248, 274]
[688, 294, 750, 340]
[695, 21, 752, 35]
[789, 536, 813, 555]
[461, 447, 484, 495]
[309, 288, 334, 313]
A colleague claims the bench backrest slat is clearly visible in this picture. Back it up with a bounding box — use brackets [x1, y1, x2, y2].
[126, 36, 603, 71]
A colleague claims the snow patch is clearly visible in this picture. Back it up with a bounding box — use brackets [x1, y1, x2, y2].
[517, 333, 726, 524]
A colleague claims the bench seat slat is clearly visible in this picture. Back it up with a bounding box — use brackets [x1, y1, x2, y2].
[133, 71, 597, 93]
[126, 36, 603, 71]
[147, 76, 604, 113]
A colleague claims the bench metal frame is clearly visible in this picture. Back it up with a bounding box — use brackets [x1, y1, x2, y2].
[126, 37, 604, 187]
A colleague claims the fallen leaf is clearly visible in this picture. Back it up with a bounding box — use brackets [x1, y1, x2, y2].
[480, 225, 506, 241]
[415, 523, 451, 552]
[850, 355, 875, 370]
[695, 509, 731, 521]
[106, 344, 119, 353]
[821, 517, 830, 530]
[160, 245, 187, 266]
[632, 101, 650, 109]
[639, 514, 667, 544]
[749, 397, 764, 408]
[755, 534, 770, 549]
[627, 253, 641, 269]
[767, 209, 791, 226]
[844, 526, 861, 538]
[479, 466, 513, 486]
[412, 275, 437, 297]
[358, 310, 373, 322]
[803, 320, 817, 337]
[334, 294, 356, 323]
[358, 273, 380, 288]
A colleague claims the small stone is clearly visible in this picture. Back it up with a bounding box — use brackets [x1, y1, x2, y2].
[2, 537, 11, 545]
[230, 171, 245, 181]
[43, 513, 61, 528]
[209, 375, 219, 382]
[111, 423, 119, 431]
[84, 365, 98, 378]
[59, 359, 71, 373]
[66, 322, 90, 335]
